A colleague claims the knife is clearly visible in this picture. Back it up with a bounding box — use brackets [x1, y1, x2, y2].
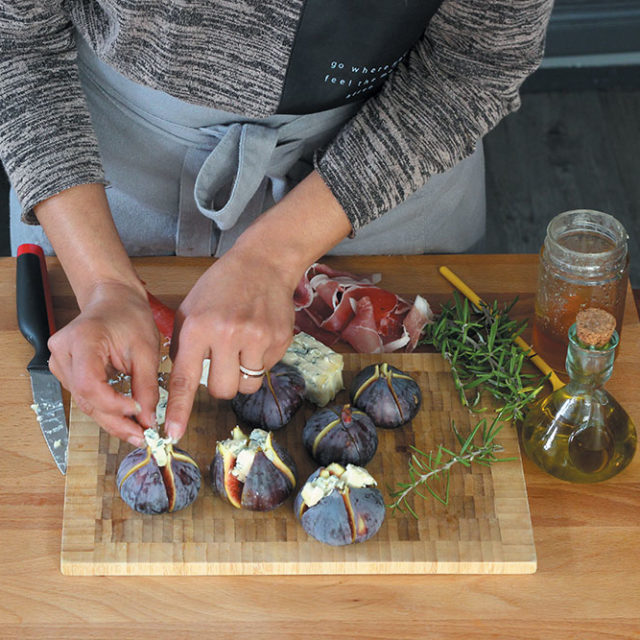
[16, 243, 68, 474]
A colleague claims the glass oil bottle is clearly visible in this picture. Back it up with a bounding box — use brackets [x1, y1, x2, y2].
[521, 310, 636, 483]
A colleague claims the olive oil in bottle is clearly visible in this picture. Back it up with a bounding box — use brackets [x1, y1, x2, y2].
[521, 309, 636, 483]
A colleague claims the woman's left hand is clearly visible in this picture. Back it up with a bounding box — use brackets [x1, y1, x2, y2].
[163, 244, 297, 441]
[163, 170, 353, 442]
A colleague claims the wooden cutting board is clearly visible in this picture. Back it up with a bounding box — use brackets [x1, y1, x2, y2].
[60, 353, 536, 575]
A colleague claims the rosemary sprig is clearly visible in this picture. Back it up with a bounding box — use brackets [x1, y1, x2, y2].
[420, 293, 547, 422]
[389, 412, 516, 515]
[390, 293, 547, 515]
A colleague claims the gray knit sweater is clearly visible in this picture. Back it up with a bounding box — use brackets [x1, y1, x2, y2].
[0, 1, 553, 231]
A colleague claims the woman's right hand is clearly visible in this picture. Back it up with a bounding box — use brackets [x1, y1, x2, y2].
[47, 280, 161, 447]
[32, 183, 163, 447]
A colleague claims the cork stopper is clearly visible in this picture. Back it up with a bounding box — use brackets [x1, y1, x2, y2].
[576, 308, 616, 347]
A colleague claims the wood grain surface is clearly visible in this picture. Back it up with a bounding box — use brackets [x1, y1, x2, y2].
[61, 353, 535, 576]
[1, 255, 639, 639]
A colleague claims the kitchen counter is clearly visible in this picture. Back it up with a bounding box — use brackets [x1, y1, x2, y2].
[1, 254, 638, 639]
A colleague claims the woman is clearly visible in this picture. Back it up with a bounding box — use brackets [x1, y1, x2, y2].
[0, 0, 553, 446]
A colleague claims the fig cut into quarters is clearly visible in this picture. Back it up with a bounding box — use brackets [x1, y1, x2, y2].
[350, 362, 422, 429]
[302, 403, 378, 467]
[117, 429, 201, 515]
[211, 426, 297, 511]
[231, 362, 306, 430]
[295, 463, 385, 546]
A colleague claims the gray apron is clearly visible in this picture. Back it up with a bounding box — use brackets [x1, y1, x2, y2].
[10, 35, 486, 257]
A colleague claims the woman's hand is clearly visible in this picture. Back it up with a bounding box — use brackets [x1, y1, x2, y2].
[48, 281, 161, 446]
[164, 246, 297, 441]
[164, 170, 353, 442]
[34, 184, 163, 447]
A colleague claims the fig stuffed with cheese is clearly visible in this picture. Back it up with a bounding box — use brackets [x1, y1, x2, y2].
[302, 404, 378, 467]
[350, 362, 421, 429]
[231, 362, 305, 430]
[211, 427, 297, 511]
[117, 429, 201, 514]
[295, 463, 385, 546]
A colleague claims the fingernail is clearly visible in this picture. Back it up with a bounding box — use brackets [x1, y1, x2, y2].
[134, 401, 142, 414]
[164, 420, 180, 442]
[127, 435, 145, 448]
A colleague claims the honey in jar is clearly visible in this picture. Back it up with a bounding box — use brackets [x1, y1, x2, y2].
[532, 210, 629, 372]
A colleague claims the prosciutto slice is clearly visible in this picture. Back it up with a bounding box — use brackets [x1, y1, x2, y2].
[293, 263, 434, 353]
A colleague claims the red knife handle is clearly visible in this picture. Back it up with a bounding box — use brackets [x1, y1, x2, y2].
[17, 243, 56, 371]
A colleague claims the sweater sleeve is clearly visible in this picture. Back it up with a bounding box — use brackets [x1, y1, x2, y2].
[0, 2, 105, 224]
[314, 0, 554, 231]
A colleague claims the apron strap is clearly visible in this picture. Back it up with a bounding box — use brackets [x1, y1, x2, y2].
[176, 148, 215, 256]
[183, 103, 362, 255]
[194, 123, 279, 231]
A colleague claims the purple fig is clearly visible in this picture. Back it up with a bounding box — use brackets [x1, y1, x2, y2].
[211, 427, 297, 511]
[350, 362, 421, 429]
[302, 404, 378, 467]
[294, 463, 385, 546]
[117, 429, 201, 514]
[232, 362, 305, 430]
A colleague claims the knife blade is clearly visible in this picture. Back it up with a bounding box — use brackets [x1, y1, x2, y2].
[16, 243, 68, 474]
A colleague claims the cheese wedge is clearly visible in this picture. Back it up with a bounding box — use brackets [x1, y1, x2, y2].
[281, 332, 344, 407]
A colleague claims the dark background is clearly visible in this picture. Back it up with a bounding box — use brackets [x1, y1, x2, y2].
[1, 0, 639, 286]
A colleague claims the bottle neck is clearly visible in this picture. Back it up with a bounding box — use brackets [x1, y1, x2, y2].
[565, 325, 618, 387]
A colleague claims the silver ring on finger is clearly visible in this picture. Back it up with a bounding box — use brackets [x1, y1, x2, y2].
[239, 364, 266, 379]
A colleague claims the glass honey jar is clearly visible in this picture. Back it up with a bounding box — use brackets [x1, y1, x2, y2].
[532, 210, 629, 372]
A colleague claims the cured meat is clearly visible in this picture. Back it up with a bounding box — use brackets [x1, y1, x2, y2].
[294, 263, 380, 310]
[294, 308, 341, 347]
[340, 296, 383, 353]
[146, 289, 176, 341]
[293, 263, 433, 353]
[403, 295, 434, 352]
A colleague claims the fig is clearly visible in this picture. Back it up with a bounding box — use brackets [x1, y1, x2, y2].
[350, 362, 421, 429]
[294, 463, 385, 546]
[117, 429, 201, 514]
[302, 404, 378, 467]
[211, 426, 297, 511]
[231, 362, 305, 430]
